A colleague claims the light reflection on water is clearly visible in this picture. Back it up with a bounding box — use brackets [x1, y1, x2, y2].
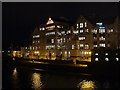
[4, 66, 119, 89]
[77, 80, 96, 90]
[31, 72, 42, 89]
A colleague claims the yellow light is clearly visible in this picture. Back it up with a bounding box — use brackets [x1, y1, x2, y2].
[89, 51, 91, 55]
[31, 73, 42, 89]
[77, 80, 95, 89]
[79, 64, 88, 67]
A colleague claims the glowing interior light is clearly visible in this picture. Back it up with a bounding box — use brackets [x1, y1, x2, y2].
[105, 53, 108, 55]
[95, 53, 98, 55]
[116, 57, 119, 61]
[46, 17, 54, 25]
[105, 58, 109, 61]
[95, 58, 98, 61]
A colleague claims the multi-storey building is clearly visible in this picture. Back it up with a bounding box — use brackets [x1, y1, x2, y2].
[21, 16, 120, 62]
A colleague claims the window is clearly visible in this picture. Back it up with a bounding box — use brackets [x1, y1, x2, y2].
[105, 53, 108, 55]
[95, 53, 98, 55]
[99, 29, 105, 33]
[30, 47, 32, 50]
[33, 35, 40, 38]
[99, 36, 105, 41]
[51, 39, 54, 43]
[33, 41, 35, 44]
[100, 43, 105, 47]
[40, 28, 41, 30]
[67, 30, 71, 34]
[73, 30, 79, 34]
[94, 45, 98, 48]
[72, 45, 75, 49]
[80, 44, 84, 48]
[116, 57, 119, 61]
[80, 30, 83, 33]
[36, 47, 37, 50]
[78, 37, 85, 40]
[42, 28, 45, 30]
[92, 29, 97, 34]
[85, 44, 89, 49]
[85, 29, 89, 32]
[33, 47, 34, 50]
[105, 58, 109, 61]
[77, 24, 79, 29]
[85, 22, 87, 27]
[95, 58, 98, 61]
[45, 32, 55, 36]
[38, 41, 40, 43]
[80, 23, 83, 28]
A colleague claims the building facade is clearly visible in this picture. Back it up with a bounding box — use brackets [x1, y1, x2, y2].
[21, 16, 120, 62]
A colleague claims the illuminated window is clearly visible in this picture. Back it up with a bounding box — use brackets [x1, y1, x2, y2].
[67, 30, 71, 34]
[30, 47, 32, 50]
[61, 31, 65, 34]
[40, 28, 41, 30]
[85, 22, 87, 27]
[57, 25, 62, 28]
[80, 23, 83, 28]
[110, 29, 113, 32]
[116, 57, 119, 61]
[72, 45, 75, 49]
[99, 36, 105, 41]
[33, 35, 40, 38]
[105, 53, 108, 55]
[42, 28, 45, 30]
[26, 47, 27, 49]
[33, 47, 34, 50]
[79, 37, 85, 40]
[85, 44, 89, 49]
[51, 39, 54, 43]
[45, 32, 55, 36]
[95, 53, 98, 55]
[85, 29, 89, 32]
[99, 29, 105, 33]
[94, 45, 98, 48]
[105, 58, 109, 61]
[95, 58, 98, 61]
[33, 41, 35, 44]
[46, 17, 54, 25]
[100, 43, 105, 47]
[73, 30, 79, 34]
[80, 30, 83, 33]
[38, 41, 40, 43]
[80, 44, 84, 48]
[77, 24, 79, 29]
[92, 29, 97, 34]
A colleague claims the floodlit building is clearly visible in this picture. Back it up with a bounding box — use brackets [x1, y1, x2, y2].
[21, 16, 120, 62]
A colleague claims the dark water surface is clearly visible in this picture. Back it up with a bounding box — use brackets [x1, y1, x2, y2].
[2, 58, 120, 90]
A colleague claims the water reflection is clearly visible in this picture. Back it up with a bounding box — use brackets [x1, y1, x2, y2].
[31, 73, 42, 89]
[12, 68, 19, 88]
[77, 80, 96, 90]
[12, 68, 18, 79]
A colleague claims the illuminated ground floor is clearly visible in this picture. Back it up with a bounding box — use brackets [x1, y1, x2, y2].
[20, 49, 92, 62]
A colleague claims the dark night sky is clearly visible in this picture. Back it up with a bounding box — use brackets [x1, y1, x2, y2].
[2, 2, 119, 50]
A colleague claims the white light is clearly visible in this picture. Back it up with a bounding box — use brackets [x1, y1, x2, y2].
[96, 22, 103, 26]
[80, 30, 83, 33]
[95, 58, 98, 61]
[105, 53, 108, 55]
[85, 22, 87, 27]
[116, 57, 119, 61]
[105, 58, 109, 61]
[116, 53, 118, 55]
[95, 53, 98, 55]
